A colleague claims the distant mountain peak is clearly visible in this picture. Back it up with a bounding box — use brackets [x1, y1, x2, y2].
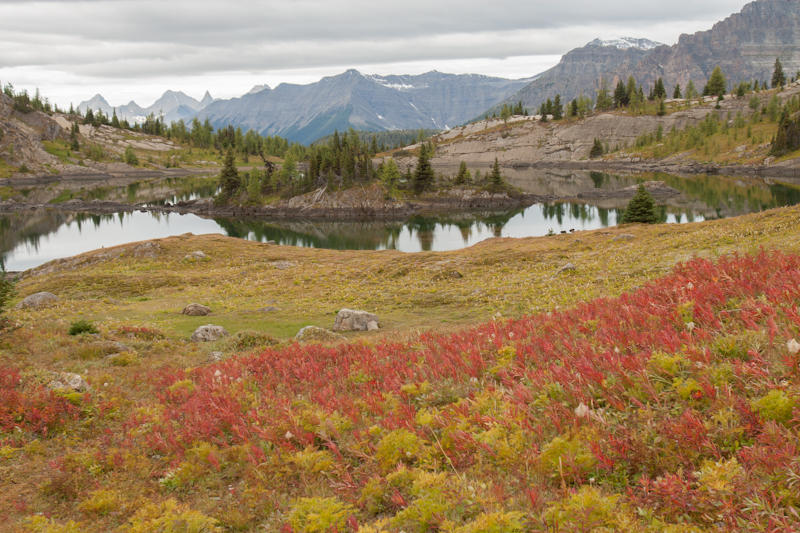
[588, 37, 663, 51]
[200, 91, 214, 107]
[246, 84, 270, 95]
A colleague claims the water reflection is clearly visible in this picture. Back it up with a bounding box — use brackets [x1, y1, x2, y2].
[2, 170, 800, 270]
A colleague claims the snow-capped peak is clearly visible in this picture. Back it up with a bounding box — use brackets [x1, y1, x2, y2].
[588, 37, 663, 51]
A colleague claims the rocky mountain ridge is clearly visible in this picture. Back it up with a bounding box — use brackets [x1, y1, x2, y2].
[196, 69, 532, 145]
[506, 0, 800, 111]
[77, 89, 216, 125]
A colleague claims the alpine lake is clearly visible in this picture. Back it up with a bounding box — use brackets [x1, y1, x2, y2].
[3, 167, 800, 272]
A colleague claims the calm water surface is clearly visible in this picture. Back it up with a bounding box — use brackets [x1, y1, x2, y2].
[3, 169, 799, 271]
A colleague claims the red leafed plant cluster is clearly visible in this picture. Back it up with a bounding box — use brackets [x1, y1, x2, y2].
[0, 366, 79, 445]
[121, 250, 800, 530]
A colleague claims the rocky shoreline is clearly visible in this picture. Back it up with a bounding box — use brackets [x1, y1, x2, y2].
[0, 189, 553, 221]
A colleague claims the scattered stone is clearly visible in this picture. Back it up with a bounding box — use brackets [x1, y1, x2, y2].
[190, 324, 229, 342]
[432, 269, 463, 281]
[612, 233, 635, 242]
[555, 263, 577, 275]
[15, 291, 58, 309]
[333, 309, 380, 332]
[209, 351, 224, 362]
[184, 250, 208, 261]
[272, 260, 297, 270]
[131, 241, 160, 259]
[182, 303, 211, 316]
[295, 326, 346, 343]
[48, 372, 90, 392]
[367, 320, 380, 332]
[258, 306, 280, 313]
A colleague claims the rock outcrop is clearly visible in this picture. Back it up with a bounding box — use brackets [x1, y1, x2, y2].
[15, 291, 58, 309]
[505, 0, 800, 111]
[191, 325, 229, 342]
[332, 309, 380, 332]
[182, 303, 211, 316]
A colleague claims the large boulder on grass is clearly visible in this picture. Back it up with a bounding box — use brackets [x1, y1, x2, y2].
[182, 303, 211, 316]
[191, 324, 228, 342]
[16, 292, 58, 310]
[48, 372, 90, 392]
[332, 309, 380, 332]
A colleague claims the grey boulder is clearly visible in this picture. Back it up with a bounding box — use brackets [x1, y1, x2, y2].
[332, 309, 380, 332]
[16, 292, 58, 310]
[182, 303, 211, 316]
[191, 324, 229, 342]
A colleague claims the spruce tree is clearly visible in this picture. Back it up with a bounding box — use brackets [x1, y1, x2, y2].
[614, 80, 628, 108]
[622, 184, 658, 223]
[596, 80, 613, 111]
[413, 143, 435, 195]
[704, 67, 727, 98]
[219, 148, 241, 199]
[772, 57, 786, 88]
[673, 84, 682, 99]
[553, 95, 563, 120]
[488, 158, 504, 191]
[454, 161, 471, 185]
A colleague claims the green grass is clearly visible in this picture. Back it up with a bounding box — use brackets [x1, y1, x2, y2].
[42, 140, 74, 164]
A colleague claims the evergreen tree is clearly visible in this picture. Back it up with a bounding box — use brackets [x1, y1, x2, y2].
[657, 99, 666, 116]
[413, 143, 435, 195]
[673, 84, 682, 99]
[653, 78, 666, 99]
[772, 57, 786, 88]
[704, 66, 727, 98]
[569, 99, 579, 117]
[69, 122, 80, 151]
[622, 184, 658, 223]
[219, 149, 241, 199]
[626, 76, 638, 104]
[614, 80, 628, 108]
[454, 161, 471, 185]
[686, 80, 697, 99]
[379, 158, 402, 192]
[596, 80, 613, 111]
[488, 158, 504, 191]
[111, 109, 120, 128]
[552, 95, 563, 120]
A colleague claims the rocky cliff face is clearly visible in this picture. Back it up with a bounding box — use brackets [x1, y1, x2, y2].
[509, 0, 800, 110]
[509, 39, 660, 109]
[198, 70, 531, 145]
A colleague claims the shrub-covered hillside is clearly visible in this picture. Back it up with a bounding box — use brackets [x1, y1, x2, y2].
[4, 248, 800, 531]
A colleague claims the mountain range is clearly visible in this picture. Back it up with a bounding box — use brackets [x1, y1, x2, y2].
[506, 0, 800, 110]
[75, 0, 800, 145]
[78, 90, 215, 125]
[196, 70, 531, 145]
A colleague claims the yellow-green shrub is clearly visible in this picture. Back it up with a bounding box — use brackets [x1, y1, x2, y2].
[751, 389, 795, 423]
[543, 486, 642, 531]
[375, 429, 428, 472]
[452, 511, 526, 532]
[78, 489, 123, 516]
[288, 497, 355, 533]
[538, 434, 596, 481]
[123, 498, 220, 532]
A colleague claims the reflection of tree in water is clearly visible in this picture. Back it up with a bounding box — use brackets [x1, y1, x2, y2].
[214, 218, 406, 250]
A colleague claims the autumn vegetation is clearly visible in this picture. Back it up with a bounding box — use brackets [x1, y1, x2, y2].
[0, 203, 799, 531]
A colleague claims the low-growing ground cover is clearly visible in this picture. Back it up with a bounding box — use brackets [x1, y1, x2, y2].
[2, 205, 800, 531]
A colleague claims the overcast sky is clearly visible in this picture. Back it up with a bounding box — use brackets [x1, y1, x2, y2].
[0, 0, 751, 108]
